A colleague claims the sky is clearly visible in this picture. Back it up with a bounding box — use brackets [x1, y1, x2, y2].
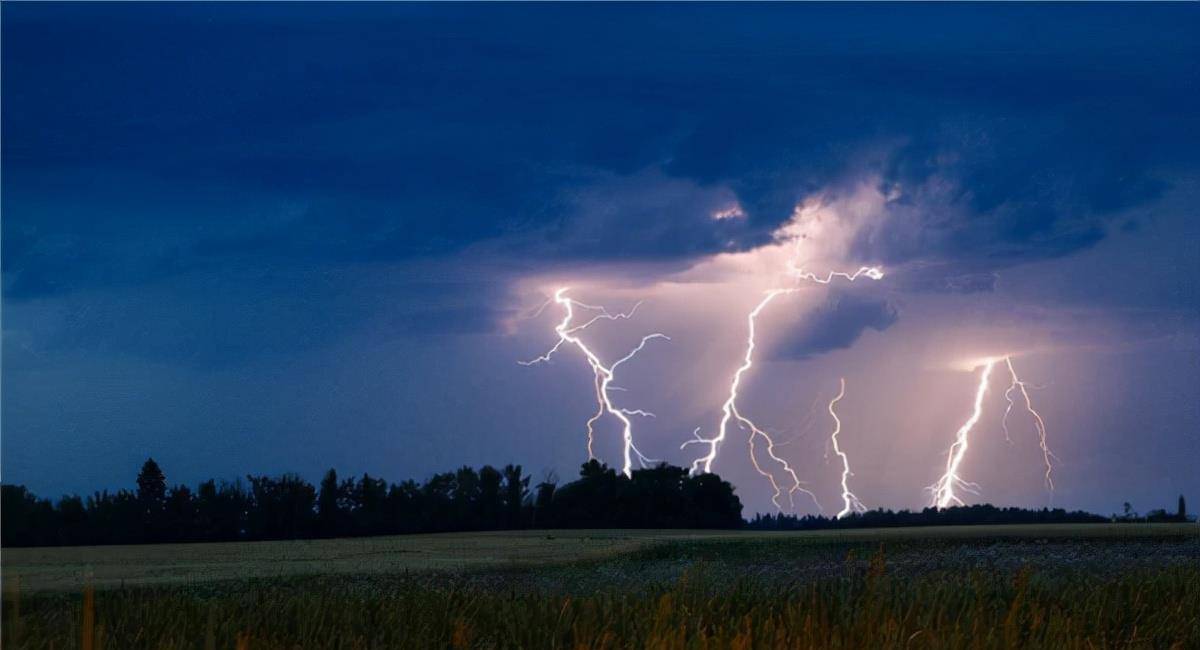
[3, 3, 1198, 516]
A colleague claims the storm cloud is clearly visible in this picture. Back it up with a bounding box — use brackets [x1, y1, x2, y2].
[5, 4, 1197, 305]
[3, 4, 1197, 515]
[776, 293, 900, 360]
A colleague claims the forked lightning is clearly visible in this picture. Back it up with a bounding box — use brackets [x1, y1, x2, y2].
[684, 260, 883, 511]
[521, 288, 668, 477]
[928, 356, 1055, 508]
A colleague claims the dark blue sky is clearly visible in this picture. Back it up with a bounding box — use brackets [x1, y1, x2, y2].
[4, 4, 1198, 515]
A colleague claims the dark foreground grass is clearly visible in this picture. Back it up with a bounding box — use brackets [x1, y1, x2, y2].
[4, 536, 1199, 649]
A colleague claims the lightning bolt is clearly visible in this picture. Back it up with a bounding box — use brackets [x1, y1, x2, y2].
[928, 355, 1055, 508]
[789, 265, 885, 284]
[928, 359, 996, 509]
[682, 288, 820, 511]
[828, 378, 867, 518]
[683, 264, 883, 512]
[1002, 357, 1055, 494]
[521, 288, 668, 477]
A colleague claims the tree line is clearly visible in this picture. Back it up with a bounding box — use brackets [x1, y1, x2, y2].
[746, 504, 1107, 530]
[1113, 496, 1192, 524]
[747, 498, 1194, 531]
[5, 457, 1190, 547]
[1, 458, 743, 547]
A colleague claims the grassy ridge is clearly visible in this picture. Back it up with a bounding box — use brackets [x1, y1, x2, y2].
[5, 524, 1193, 594]
[3, 526, 1198, 648]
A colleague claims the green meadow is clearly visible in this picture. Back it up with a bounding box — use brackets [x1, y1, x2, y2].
[3, 524, 1198, 648]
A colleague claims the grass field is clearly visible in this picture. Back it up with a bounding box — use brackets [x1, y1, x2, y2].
[5, 523, 1192, 594]
[3, 524, 1198, 648]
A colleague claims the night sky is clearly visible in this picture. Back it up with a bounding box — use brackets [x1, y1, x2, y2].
[4, 4, 1198, 516]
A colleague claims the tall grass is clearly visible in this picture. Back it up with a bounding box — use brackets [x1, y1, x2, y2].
[4, 548, 1198, 649]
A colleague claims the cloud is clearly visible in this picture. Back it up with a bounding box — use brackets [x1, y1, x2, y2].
[3, 1, 1196, 380]
[495, 169, 764, 261]
[774, 292, 899, 359]
[6, 5, 1194, 302]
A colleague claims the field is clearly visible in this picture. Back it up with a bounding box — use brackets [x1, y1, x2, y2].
[3, 524, 1198, 648]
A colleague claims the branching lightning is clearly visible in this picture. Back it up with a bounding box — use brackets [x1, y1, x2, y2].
[521, 288, 668, 477]
[928, 360, 995, 509]
[928, 356, 1055, 509]
[683, 256, 883, 512]
[828, 378, 867, 518]
[683, 288, 820, 511]
[789, 265, 885, 284]
[519, 268, 1059, 514]
[1002, 357, 1055, 493]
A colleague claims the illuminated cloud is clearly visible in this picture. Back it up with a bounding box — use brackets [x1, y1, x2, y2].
[775, 292, 898, 360]
[712, 204, 746, 221]
[3, 4, 1197, 517]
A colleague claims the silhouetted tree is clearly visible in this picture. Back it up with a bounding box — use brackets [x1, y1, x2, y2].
[351, 473, 389, 535]
[4, 456, 1146, 547]
[501, 464, 529, 527]
[422, 471, 456, 532]
[477, 465, 503, 529]
[2, 486, 58, 546]
[552, 460, 620, 527]
[390, 479, 421, 533]
[746, 504, 1109, 530]
[136, 458, 168, 541]
[136, 458, 167, 506]
[246, 474, 316, 540]
[317, 469, 346, 537]
[87, 489, 141, 544]
[533, 479, 557, 528]
[452, 466, 481, 529]
[1179, 495, 1187, 520]
[686, 473, 745, 529]
[195, 479, 248, 541]
[57, 494, 89, 545]
[536, 461, 742, 530]
[164, 485, 198, 541]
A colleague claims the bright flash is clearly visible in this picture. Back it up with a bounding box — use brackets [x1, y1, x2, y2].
[928, 355, 1055, 508]
[1002, 357, 1055, 494]
[828, 378, 867, 518]
[683, 256, 883, 511]
[789, 265, 885, 283]
[927, 359, 996, 509]
[521, 288, 668, 477]
[682, 288, 820, 511]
